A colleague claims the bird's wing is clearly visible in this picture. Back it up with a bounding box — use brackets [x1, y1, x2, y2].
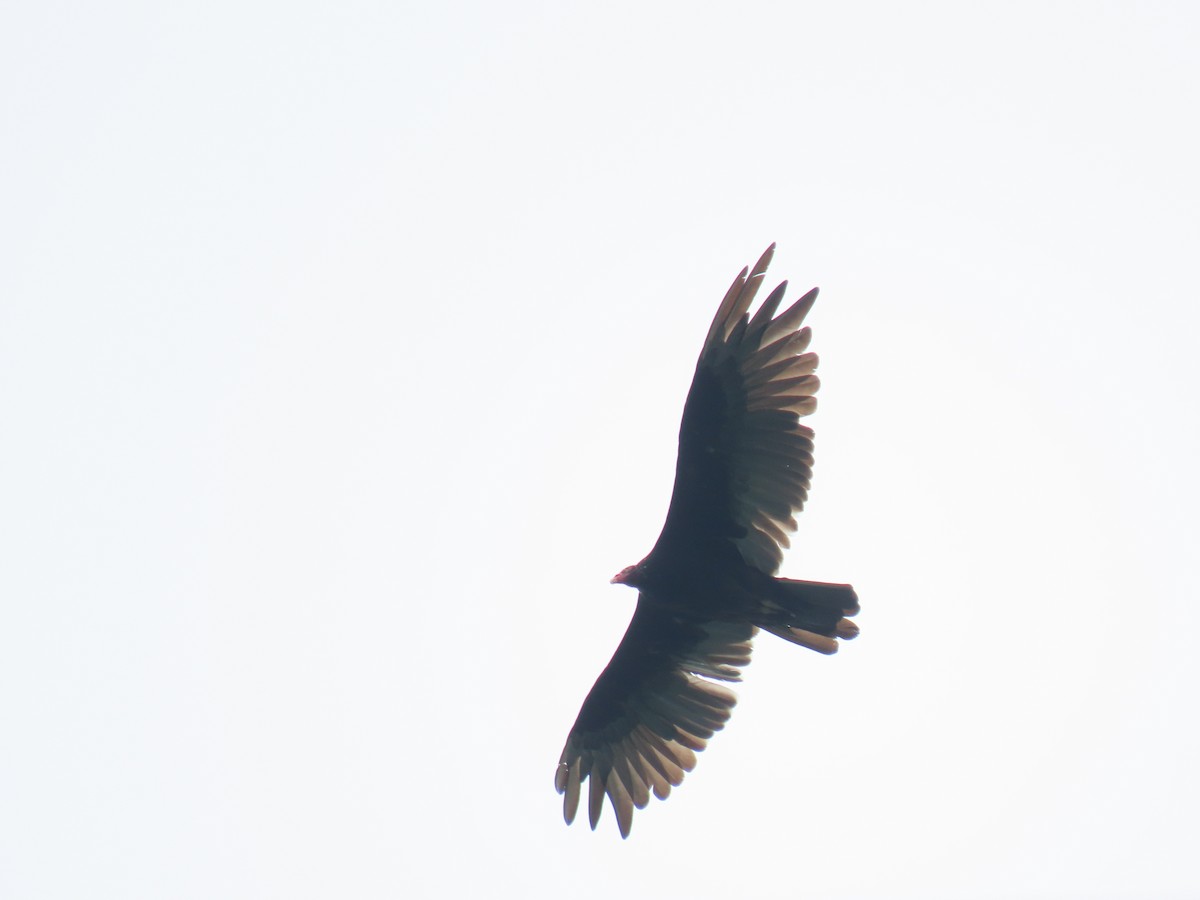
[555, 599, 755, 838]
[650, 244, 821, 575]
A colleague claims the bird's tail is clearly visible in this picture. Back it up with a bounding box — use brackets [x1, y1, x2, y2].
[757, 578, 860, 655]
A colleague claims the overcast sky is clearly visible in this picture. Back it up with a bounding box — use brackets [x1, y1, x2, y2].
[3, 2, 1199, 898]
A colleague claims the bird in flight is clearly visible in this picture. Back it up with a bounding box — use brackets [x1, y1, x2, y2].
[555, 245, 859, 838]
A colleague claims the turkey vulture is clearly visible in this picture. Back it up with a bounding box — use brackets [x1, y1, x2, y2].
[554, 245, 859, 838]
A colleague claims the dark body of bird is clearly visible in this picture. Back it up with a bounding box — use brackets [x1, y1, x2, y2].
[555, 245, 859, 838]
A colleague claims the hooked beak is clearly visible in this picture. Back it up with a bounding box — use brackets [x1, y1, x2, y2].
[610, 565, 637, 585]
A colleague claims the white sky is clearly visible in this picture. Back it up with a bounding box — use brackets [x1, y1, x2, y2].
[3, 2, 1199, 898]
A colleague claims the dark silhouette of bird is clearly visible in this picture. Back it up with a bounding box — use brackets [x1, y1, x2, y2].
[555, 245, 859, 838]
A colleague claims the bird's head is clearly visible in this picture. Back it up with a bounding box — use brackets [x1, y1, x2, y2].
[610, 564, 642, 588]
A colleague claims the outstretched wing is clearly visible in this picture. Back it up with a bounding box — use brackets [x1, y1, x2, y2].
[649, 244, 821, 575]
[555, 599, 755, 838]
